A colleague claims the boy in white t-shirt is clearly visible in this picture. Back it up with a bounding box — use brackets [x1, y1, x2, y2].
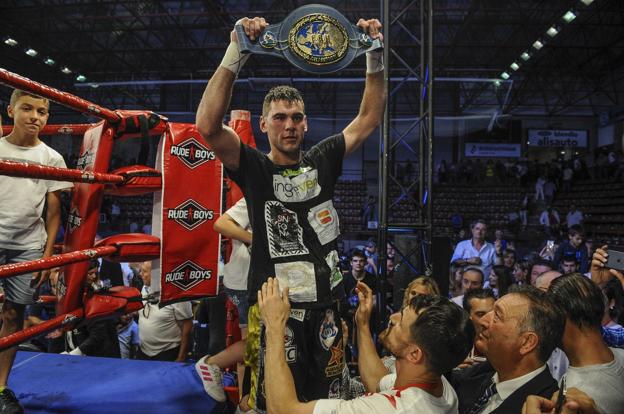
[257, 278, 475, 414]
[0, 90, 72, 413]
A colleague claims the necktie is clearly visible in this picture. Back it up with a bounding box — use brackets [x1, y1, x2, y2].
[467, 380, 497, 414]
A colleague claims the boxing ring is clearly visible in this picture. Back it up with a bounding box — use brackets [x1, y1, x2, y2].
[0, 68, 236, 412]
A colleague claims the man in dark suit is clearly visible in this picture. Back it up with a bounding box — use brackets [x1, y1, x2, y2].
[451, 286, 564, 414]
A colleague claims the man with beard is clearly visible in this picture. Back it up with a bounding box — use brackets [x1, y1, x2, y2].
[258, 278, 474, 414]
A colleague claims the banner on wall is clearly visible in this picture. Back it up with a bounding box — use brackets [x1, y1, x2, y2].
[527, 129, 588, 148]
[465, 143, 521, 158]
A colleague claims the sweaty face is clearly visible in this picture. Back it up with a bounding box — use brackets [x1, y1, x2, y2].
[462, 270, 483, 293]
[260, 100, 307, 159]
[8, 95, 49, 136]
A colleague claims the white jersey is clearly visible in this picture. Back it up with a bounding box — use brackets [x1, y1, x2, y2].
[222, 198, 251, 290]
[313, 373, 458, 414]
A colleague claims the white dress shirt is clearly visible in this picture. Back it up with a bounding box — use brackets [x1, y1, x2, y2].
[479, 365, 547, 414]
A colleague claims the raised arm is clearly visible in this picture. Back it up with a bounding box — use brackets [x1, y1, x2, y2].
[342, 19, 386, 157]
[195, 17, 268, 171]
[214, 213, 252, 245]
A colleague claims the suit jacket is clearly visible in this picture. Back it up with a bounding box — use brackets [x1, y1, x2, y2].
[450, 362, 558, 414]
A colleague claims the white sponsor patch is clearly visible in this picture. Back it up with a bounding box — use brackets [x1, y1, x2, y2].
[275, 261, 317, 302]
[273, 169, 321, 202]
[289, 309, 306, 322]
[326, 251, 343, 289]
[308, 200, 340, 245]
[265, 201, 309, 258]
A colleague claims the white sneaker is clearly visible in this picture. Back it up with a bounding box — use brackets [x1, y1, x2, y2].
[195, 359, 226, 402]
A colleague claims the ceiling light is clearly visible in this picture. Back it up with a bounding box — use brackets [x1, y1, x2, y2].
[61, 66, 72, 74]
[510, 62, 520, 71]
[76, 74, 86, 82]
[547, 26, 559, 37]
[4, 38, 18, 47]
[580, 0, 594, 5]
[44, 58, 55, 66]
[563, 10, 577, 23]
[500, 72, 510, 80]
[532, 40, 544, 50]
[25, 48, 38, 57]
[521, 51, 531, 61]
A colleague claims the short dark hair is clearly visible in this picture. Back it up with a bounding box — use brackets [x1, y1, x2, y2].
[530, 259, 554, 274]
[462, 267, 484, 285]
[463, 288, 496, 313]
[604, 278, 624, 322]
[549, 273, 604, 330]
[561, 254, 579, 264]
[408, 295, 474, 375]
[509, 285, 565, 363]
[470, 219, 487, 230]
[568, 224, 584, 238]
[350, 249, 366, 261]
[88, 259, 100, 271]
[262, 85, 304, 116]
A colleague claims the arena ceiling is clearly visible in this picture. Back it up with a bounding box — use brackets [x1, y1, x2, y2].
[1, 0, 623, 122]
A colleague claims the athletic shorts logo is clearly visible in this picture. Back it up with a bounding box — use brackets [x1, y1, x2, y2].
[273, 169, 321, 202]
[170, 137, 216, 169]
[284, 326, 297, 363]
[167, 199, 214, 231]
[67, 207, 82, 233]
[325, 338, 345, 377]
[164, 260, 212, 291]
[319, 309, 339, 350]
[328, 378, 341, 399]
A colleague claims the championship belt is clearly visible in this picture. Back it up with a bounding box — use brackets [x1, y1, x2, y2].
[235, 4, 382, 74]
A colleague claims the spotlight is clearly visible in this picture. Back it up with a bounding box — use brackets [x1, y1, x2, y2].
[532, 40, 544, 50]
[4, 37, 18, 46]
[563, 10, 577, 23]
[61, 66, 72, 74]
[521, 51, 531, 61]
[76, 74, 86, 82]
[44, 58, 55, 66]
[500, 72, 510, 80]
[580, 0, 594, 5]
[493, 80, 501, 87]
[547, 26, 559, 37]
[510, 62, 520, 71]
[25, 48, 38, 57]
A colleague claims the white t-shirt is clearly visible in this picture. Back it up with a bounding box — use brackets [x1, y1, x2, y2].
[0, 137, 72, 249]
[313, 373, 458, 414]
[565, 347, 624, 414]
[138, 286, 193, 356]
[222, 198, 251, 291]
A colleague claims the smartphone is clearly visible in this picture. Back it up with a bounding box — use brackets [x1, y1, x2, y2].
[547, 240, 555, 249]
[606, 247, 624, 272]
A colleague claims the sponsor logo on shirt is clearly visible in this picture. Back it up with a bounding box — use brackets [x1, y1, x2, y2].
[167, 199, 214, 231]
[164, 260, 212, 291]
[273, 169, 321, 202]
[265, 201, 309, 258]
[170, 137, 215, 169]
[308, 200, 340, 245]
[289, 309, 306, 322]
[328, 378, 341, 399]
